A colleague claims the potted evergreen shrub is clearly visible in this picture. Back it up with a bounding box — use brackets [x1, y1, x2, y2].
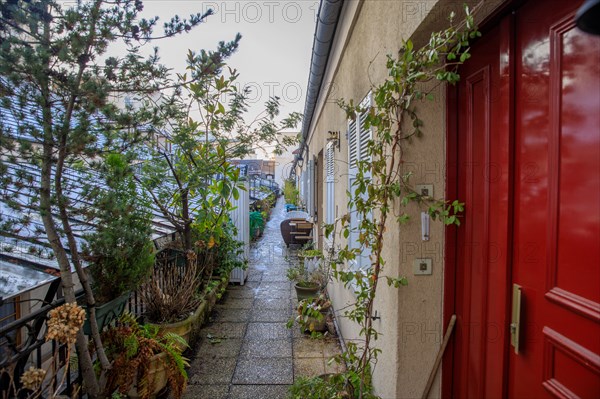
[81, 154, 155, 333]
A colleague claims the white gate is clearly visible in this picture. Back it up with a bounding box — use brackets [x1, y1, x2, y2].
[229, 180, 249, 284]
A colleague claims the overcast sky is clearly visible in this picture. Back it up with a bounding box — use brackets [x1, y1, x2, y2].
[137, 0, 318, 126]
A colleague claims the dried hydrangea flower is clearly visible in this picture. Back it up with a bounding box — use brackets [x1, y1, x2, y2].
[46, 303, 86, 344]
[20, 367, 46, 391]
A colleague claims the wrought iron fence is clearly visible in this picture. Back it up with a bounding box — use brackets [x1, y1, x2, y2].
[0, 248, 202, 397]
[0, 280, 82, 399]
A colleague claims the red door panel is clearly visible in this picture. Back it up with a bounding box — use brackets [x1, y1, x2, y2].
[510, 1, 600, 397]
[453, 17, 512, 399]
[450, 1, 600, 397]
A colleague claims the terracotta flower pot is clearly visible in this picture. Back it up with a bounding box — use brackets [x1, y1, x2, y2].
[126, 352, 169, 399]
[294, 283, 320, 301]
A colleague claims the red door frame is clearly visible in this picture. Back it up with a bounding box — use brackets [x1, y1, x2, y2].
[442, 1, 518, 396]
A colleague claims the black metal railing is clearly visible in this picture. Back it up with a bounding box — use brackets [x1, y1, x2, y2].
[0, 249, 198, 398]
[0, 279, 83, 399]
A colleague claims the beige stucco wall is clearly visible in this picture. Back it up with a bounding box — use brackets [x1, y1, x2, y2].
[298, 1, 506, 398]
[273, 131, 298, 188]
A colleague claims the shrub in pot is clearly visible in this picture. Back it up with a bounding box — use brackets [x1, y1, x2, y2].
[102, 312, 189, 399]
[141, 249, 203, 346]
[287, 250, 326, 301]
[288, 293, 332, 333]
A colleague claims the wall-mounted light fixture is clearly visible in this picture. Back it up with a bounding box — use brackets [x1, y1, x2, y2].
[327, 130, 340, 150]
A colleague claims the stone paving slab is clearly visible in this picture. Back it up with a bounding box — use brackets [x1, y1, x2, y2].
[239, 338, 293, 358]
[201, 322, 247, 339]
[253, 298, 292, 311]
[260, 274, 290, 282]
[245, 322, 292, 340]
[227, 281, 260, 290]
[250, 309, 291, 323]
[188, 357, 237, 385]
[209, 308, 252, 323]
[224, 290, 256, 299]
[216, 298, 254, 310]
[228, 384, 290, 399]
[255, 282, 291, 292]
[195, 338, 243, 359]
[183, 384, 229, 399]
[253, 289, 290, 300]
[232, 358, 294, 384]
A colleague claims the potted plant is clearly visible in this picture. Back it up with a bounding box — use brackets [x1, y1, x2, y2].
[287, 250, 326, 301]
[81, 154, 155, 333]
[141, 249, 203, 347]
[288, 293, 332, 334]
[101, 312, 189, 399]
[298, 248, 324, 273]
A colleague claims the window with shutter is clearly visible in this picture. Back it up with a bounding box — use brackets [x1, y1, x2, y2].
[326, 142, 335, 225]
[347, 92, 373, 271]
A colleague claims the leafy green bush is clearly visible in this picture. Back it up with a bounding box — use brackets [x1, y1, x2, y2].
[193, 218, 246, 278]
[83, 154, 155, 304]
[288, 372, 378, 399]
[249, 211, 265, 238]
[284, 178, 299, 205]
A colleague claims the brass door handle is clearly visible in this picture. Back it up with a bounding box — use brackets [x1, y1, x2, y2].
[510, 284, 522, 354]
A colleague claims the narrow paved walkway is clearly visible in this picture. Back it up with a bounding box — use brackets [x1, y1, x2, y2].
[184, 199, 344, 399]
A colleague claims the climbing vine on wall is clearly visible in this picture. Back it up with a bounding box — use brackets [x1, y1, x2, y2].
[323, 7, 481, 398]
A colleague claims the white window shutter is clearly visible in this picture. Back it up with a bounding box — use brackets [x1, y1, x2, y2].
[348, 119, 358, 170]
[358, 93, 373, 165]
[308, 158, 315, 217]
[347, 92, 373, 271]
[326, 142, 335, 225]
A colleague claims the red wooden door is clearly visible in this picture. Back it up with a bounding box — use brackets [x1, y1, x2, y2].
[509, 1, 600, 397]
[450, 1, 600, 397]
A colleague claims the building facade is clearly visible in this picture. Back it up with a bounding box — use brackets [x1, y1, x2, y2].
[296, 0, 599, 398]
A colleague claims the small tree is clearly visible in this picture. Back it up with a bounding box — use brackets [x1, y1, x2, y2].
[138, 37, 301, 273]
[82, 153, 155, 304]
